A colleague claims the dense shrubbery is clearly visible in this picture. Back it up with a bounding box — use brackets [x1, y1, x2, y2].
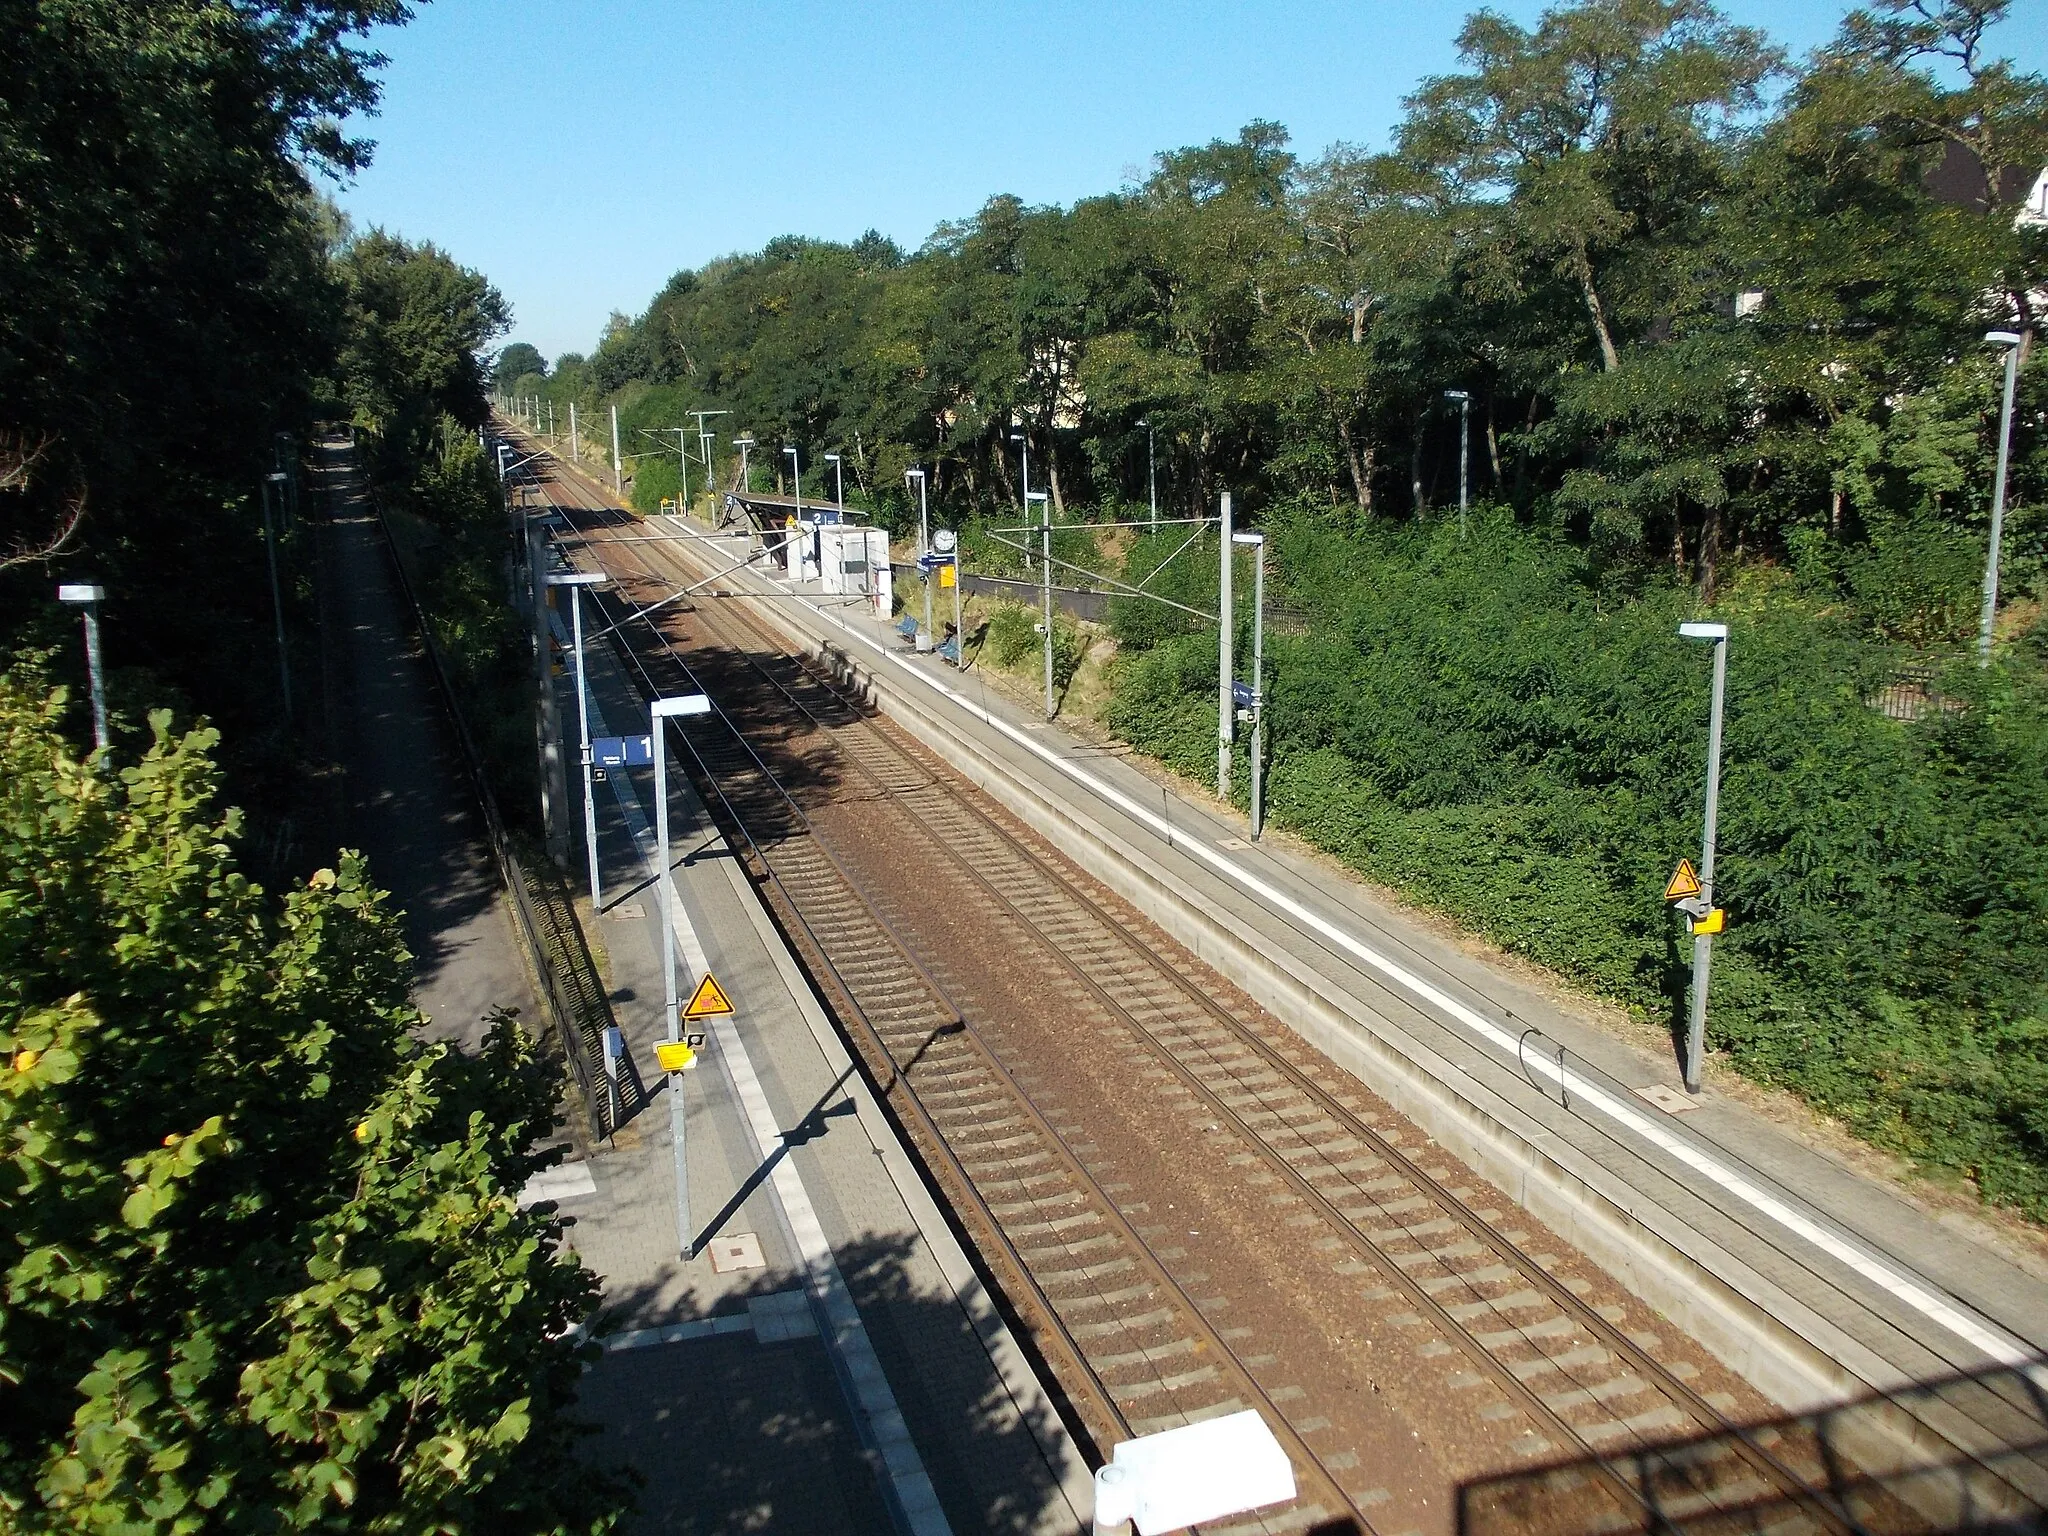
[1107, 509, 2048, 1214]
[0, 678, 621, 1530]
[391, 419, 538, 820]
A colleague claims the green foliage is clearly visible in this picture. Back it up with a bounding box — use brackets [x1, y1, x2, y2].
[335, 233, 511, 482]
[401, 419, 538, 821]
[982, 603, 1039, 668]
[1106, 511, 2048, 1214]
[0, 676, 623, 1530]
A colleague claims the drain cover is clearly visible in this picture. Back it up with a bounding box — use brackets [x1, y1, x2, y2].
[708, 1232, 767, 1273]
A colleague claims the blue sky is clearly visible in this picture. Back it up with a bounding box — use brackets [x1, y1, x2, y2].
[334, 0, 2047, 362]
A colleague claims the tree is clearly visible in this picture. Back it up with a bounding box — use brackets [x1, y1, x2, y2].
[334, 232, 510, 478]
[494, 343, 549, 391]
[0, 677, 623, 1532]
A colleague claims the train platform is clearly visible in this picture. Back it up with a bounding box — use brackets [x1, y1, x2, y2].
[523, 561, 1092, 1535]
[634, 505, 2048, 1500]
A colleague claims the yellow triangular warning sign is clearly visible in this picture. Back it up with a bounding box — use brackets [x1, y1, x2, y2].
[1664, 859, 1702, 902]
[683, 971, 735, 1019]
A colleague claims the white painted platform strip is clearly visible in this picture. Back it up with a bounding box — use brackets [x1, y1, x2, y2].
[679, 527, 2045, 1381]
[563, 640, 952, 1535]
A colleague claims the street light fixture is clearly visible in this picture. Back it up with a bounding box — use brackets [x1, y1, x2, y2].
[1677, 618, 1729, 1095]
[57, 583, 109, 752]
[547, 571, 609, 909]
[823, 452, 844, 509]
[1232, 532, 1267, 840]
[1978, 331, 2023, 666]
[1443, 390, 1471, 537]
[651, 689, 712, 1260]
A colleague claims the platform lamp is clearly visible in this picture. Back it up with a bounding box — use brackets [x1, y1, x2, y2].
[57, 583, 109, 752]
[907, 467, 933, 652]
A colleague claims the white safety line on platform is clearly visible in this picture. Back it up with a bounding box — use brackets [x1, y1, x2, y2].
[560, 630, 953, 1535]
[672, 523, 2045, 1382]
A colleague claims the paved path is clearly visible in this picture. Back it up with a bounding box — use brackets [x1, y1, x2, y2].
[314, 437, 534, 1046]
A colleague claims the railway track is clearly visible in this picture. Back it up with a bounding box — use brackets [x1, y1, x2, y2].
[508, 431, 2015, 1534]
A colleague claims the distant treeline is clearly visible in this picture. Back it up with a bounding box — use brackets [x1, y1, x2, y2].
[509, 0, 2042, 630]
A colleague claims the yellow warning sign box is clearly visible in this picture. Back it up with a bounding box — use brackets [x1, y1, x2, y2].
[655, 1040, 697, 1072]
[683, 972, 735, 1020]
[1663, 859, 1702, 902]
[1689, 907, 1726, 936]
[938, 565, 956, 589]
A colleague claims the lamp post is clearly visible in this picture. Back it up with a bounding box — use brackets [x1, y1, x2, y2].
[1218, 492, 1233, 801]
[529, 514, 570, 865]
[262, 471, 293, 721]
[785, 446, 803, 579]
[1011, 429, 1032, 570]
[569, 400, 580, 463]
[548, 572, 609, 908]
[57, 583, 109, 752]
[824, 452, 844, 509]
[1678, 619, 1729, 1095]
[1978, 331, 2023, 665]
[1444, 389, 1470, 538]
[1029, 490, 1053, 718]
[651, 691, 712, 1258]
[734, 435, 755, 494]
[691, 409, 729, 509]
[610, 405, 623, 497]
[1233, 533, 1266, 840]
[907, 467, 933, 651]
[938, 528, 961, 665]
[1138, 418, 1157, 529]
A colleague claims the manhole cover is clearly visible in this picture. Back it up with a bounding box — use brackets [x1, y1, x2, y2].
[606, 902, 646, 921]
[708, 1232, 767, 1273]
[1634, 1084, 1701, 1113]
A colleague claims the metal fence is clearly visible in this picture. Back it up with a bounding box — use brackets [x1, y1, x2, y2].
[348, 437, 614, 1140]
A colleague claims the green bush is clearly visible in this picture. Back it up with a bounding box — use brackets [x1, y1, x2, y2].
[1107, 508, 2048, 1216]
[984, 601, 1039, 667]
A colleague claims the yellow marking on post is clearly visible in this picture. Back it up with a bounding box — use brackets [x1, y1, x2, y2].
[655, 1040, 697, 1073]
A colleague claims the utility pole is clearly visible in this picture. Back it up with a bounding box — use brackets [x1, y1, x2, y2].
[1445, 390, 1470, 538]
[1218, 491, 1233, 801]
[530, 513, 570, 865]
[1139, 418, 1157, 529]
[691, 410, 729, 515]
[1678, 620, 1729, 1095]
[262, 472, 293, 722]
[569, 401, 580, 463]
[1979, 331, 2023, 665]
[1032, 491, 1053, 718]
[909, 468, 933, 651]
[549, 572, 607, 907]
[610, 404, 622, 497]
[57, 584, 109, 752]
[1235, 532, 1266, 839]
[1012, 430, 1032, 570]
[650, 692, 710, 1257]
